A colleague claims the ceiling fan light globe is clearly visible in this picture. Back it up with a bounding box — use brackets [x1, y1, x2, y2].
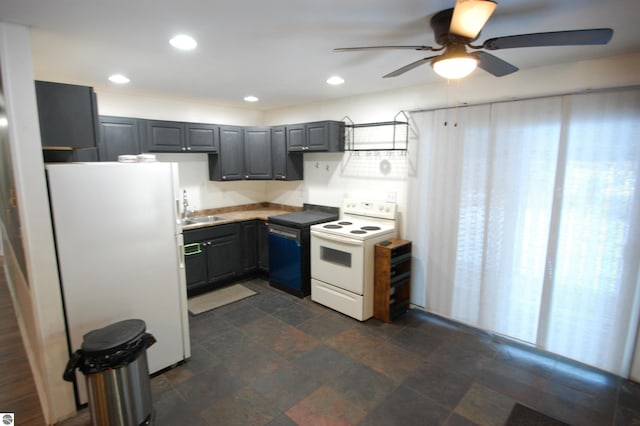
[432, 56, 477, 79]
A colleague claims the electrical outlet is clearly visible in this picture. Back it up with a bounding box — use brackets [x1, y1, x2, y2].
[386, 192, 397, 203]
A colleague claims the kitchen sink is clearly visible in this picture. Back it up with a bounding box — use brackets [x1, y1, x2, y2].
[182, 215, 228, 225]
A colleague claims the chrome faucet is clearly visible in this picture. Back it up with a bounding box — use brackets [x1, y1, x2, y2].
[182, 190, 193, 219]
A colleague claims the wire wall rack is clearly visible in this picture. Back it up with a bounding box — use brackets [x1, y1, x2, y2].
[343, 111, 409, 151]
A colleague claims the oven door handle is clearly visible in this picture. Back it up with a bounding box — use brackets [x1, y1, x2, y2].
[311, 230, 365, 246]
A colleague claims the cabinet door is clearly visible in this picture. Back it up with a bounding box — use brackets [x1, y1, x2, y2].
[286, 124, 305, 152]
[206, 232, 240, 284]
[98, 116, 141, 161]
[186, 123, 218, 152]
[184, 242, 208, 291]
[146, 120, 186, 152]
[241, 221, 259, 274]
[35, 81, 98, 148]
[306, 121, 330, 151]
[258, 221, 269, 272]
[216, 126, 245, 180]
[272, 127, 303, 181]
[244, 127, 272, 179]
[271, 127, 287, 179]
[307, 121, 345, 152]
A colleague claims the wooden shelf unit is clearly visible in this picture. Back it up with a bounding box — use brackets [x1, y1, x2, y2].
[374, 239, 411, 322]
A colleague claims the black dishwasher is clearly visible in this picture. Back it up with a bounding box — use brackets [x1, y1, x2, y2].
[268, 205, 338, 297]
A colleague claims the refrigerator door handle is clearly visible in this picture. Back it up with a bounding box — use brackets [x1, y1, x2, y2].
[177, 240, 185, 269]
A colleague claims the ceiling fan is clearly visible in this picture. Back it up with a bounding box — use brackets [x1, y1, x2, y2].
[334, 0, 613, 79]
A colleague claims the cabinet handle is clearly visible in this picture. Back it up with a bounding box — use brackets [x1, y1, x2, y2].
[183, 243, 202, 255]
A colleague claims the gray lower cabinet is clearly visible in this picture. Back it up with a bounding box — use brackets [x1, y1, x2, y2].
[98, 116, 142, 161]
[286, 120, 345, 152]
[241, 221, 259, 275]
[184, 220, 269, 294]
[183, 223, 241, 294]
[258, 220, 269, 272]
[241, 219, 269, 274]
[272, 127, 303, 180]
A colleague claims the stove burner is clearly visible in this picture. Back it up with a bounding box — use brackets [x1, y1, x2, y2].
[338, 221, 352, 225]
[324, 224, 342, 229]
[351, 230, 367, 234]
[361, 226, 381, 231]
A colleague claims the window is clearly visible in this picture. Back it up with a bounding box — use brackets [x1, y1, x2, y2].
[409, 89, 640, 376]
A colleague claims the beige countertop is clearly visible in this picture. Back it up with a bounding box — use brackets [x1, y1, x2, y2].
[181, 202, 301, 231]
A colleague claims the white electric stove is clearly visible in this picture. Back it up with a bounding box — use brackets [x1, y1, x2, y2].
[310, 199, 397, 320]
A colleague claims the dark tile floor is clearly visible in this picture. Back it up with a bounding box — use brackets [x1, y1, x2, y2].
[60, 278, 640, 426]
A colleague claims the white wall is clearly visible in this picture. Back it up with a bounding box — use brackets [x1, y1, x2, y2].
[96, 90, 263, 125]
[265, 52, 640, 239]
[0, 23, 75, 423]
[264, 52, 640, 125]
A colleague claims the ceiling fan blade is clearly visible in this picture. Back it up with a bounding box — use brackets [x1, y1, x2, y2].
[450, 0, 497, 39]
[473, 51, 518, 76]
[482, 28, 613, 50]
[334, 45, 435, 52]
[383, 56, 437, 78]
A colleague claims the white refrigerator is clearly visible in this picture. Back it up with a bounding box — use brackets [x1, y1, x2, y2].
[46, 162, 190, 405]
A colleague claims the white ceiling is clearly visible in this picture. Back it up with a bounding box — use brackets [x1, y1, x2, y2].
[1, 0, 638, 111]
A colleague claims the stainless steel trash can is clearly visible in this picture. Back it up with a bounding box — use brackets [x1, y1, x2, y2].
[64, 319, 156, 426]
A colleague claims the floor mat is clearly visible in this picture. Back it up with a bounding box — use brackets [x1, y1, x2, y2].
[188, 284, 256, 315]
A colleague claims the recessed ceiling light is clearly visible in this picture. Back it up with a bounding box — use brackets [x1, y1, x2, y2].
[326, 76, 345, 85]
[108, 74, 130, 84]
[244, 95, 259, 102]
[170, 34, 197, 50]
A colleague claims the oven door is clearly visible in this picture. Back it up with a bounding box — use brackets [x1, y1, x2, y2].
[311, 230, 364, 294]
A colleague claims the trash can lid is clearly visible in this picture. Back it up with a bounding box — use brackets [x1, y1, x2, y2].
[81, 319, 147, 356]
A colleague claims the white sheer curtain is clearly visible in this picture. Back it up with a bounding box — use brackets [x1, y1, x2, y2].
[411, 88, 640, 376]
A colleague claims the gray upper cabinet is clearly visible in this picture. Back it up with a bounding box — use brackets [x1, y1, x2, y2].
[35, 80, 99, 149]
[286, 120, 345, 153]
[285, 124, 305, 151]
[209, 125, 244, 181]
[98, 116, 142, 161]
[145, 120, 218, 152]
[244, 127, 272, 180]
[145, 120, 186, 152]
[185, 123, 219, 152]
[209, 126, 275, 181]
[272, 126, 303, 181]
